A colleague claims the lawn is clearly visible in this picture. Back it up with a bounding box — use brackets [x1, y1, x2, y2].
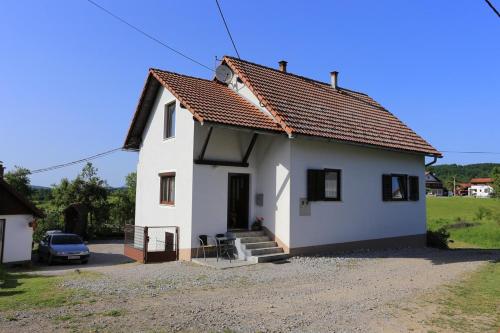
[0, 267, 95, 311]
[426, 262, 500, 333]
[427, 196, 500, 248]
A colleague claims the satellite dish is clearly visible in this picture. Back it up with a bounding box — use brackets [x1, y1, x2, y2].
[215, 64, 233, 84]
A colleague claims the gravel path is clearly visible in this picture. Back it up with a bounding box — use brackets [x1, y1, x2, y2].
[1, 247, 499, 332]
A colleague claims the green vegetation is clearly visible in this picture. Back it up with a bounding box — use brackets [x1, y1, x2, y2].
[426, 262, 500, 332]
[4, 162, 136, 241]
[0, 266, 96, 311]
[427, 163, 500, 190]
[427, 196, 500, 248]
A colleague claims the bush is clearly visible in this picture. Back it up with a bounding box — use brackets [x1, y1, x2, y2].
[474, 207, 492, 221]
[427, 228, 450, 249]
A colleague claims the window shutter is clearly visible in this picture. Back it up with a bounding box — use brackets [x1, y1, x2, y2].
[307, 169, 325, 201]
[409, 176, 419, 201]
[382, 174, 392, 201]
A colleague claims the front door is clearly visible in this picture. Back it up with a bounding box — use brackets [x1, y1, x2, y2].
[227, 174, 249, 230]
[0, 219, 5, 264]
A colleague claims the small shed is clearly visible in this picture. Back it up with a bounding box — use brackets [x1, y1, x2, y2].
[64, 203, 89, 239]
[0, 166, 44, 264]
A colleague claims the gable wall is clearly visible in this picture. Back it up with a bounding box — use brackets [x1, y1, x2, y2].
[0, 214, 33, 263]
[135, 87, 194, 255]
[289, 138, 426, 249]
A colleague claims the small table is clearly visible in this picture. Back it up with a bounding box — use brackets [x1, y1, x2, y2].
[215, 236, 236, 262]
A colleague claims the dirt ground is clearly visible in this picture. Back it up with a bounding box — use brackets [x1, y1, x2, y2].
[2, 245, 499, 333]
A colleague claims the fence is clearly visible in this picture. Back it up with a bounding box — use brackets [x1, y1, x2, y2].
[124, 224, 179, 263]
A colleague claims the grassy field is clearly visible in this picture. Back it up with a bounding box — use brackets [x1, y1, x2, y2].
[425, 262, 500, 332]
[0, 267, 95, 311]
[427, 196, 500, 248]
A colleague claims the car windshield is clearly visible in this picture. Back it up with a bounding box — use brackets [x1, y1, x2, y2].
[51, 235, 83, 245]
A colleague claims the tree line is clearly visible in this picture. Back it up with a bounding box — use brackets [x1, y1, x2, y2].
[4, 163, 135, 241]
[427, 163, 500, 195]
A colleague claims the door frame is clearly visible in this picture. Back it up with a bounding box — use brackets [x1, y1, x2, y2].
[0, 219, 5, 264]
[227, 173, 250, 230]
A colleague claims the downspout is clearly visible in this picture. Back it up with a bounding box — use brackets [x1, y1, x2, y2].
[425, 156, 438, 167]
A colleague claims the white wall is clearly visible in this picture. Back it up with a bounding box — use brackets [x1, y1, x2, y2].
[254, 135, 291, 246]
[135, 87, 194, 251]
[290, 139, 426, 248]
[0, 214, 33, 263]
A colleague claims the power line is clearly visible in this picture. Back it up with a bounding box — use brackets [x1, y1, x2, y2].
[215, 0, 241, 59]
[441, 150, 500, 155]
[29, 147, 123, 174]
[85, 0, 214, 72]
[485, 0, 500, 17]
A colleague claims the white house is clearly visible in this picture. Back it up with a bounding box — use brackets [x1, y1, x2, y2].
[0, 164, 44, 264]
[124, 56, 441, 261]
[468, 178, 494, 198]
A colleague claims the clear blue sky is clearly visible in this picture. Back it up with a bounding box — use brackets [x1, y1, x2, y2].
[1, 1, 499, 187]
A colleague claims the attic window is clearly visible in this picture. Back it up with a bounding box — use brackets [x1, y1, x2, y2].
[164, 102, 176, 139]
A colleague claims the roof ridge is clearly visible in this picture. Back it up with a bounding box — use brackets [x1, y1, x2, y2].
[149, 68, 215, 84]
[223, 56, 369, 97]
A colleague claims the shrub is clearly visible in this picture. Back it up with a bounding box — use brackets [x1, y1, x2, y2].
[474, 207, 492, 221]
[427, 228, 450, 249]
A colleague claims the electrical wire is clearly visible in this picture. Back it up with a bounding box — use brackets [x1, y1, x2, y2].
[85, 0, 214, 71]
[215, 0, 241, 59]
[29, 147, 123, 174]
[485, 0, 500, 17]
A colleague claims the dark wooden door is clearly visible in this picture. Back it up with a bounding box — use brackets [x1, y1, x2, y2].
[227, 174, 250, 230]
[0, 219, 5, 264]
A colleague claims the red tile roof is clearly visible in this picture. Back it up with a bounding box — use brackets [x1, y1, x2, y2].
[124, 69, 283, 148]
[470, 178, 494, 184]
[224, 56, 441, 157]
[150, 69, 283, 132]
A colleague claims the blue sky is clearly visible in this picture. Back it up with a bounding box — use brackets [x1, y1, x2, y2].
[0, 1, 499, 187]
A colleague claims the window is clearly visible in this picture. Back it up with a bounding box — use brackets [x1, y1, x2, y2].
[383, 174, 419, 201]
[307, 169, 341, 201]
[164, 102, 176, 139]
[160, 173, 175, 205]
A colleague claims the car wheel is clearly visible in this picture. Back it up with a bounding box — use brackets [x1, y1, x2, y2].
[47, 254, 54, 265]
[81, 259, 88, 264]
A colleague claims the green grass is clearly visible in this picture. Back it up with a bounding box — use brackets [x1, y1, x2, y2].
[427, 197, 500, 248]
[0, 266, 97, 311]
[426, 262, 500, 332]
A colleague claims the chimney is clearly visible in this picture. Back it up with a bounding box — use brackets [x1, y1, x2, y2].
[278, 60, 288, 73]
[0, 162, 4, 179]
[330, 71, 339, 90]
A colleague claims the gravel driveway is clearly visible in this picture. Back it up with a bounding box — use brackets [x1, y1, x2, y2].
[3, 247, 499, 332]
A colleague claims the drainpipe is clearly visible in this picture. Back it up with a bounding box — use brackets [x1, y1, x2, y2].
[425, 156, 438, 167]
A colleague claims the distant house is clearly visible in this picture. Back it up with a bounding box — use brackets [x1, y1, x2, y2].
[425, 172, 448, 196]
[0, 163, 44, 264]
[455, 182, 471, 196]
[124, 56, 441, 261]
[468, 178, 494, 198]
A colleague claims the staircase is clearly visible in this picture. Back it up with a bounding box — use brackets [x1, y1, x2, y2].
[229, 230, 288, 263]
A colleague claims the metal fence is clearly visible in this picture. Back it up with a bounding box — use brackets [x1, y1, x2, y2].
[124, 224, 179, 263]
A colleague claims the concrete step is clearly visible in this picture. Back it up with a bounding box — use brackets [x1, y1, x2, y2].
[230, 230, 266, 238]
[247, 247, 284, 256]
[243, 241, 277, 250]
[248, 253, 289, 263]
[239, 236, 270, 244]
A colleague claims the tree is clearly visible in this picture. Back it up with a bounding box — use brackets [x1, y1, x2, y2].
[4, 166, 32, 198]
[109, 172, 136, 228]
[491, 167, 500, 198]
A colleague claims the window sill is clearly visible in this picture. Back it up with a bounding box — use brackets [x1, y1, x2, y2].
[160, 202, 175, 207]
[163, 136, 175, 142]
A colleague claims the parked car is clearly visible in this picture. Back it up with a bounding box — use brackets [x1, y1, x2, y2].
[38, 233, 90, 265]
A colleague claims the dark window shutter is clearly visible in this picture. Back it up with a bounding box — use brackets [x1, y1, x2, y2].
[409, 176, 419, 201]
[307, 169, 325, 201]
[382, 174, 392, 201]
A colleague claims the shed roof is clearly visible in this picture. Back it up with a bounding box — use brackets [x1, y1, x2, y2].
[0, 178, 44, 218]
